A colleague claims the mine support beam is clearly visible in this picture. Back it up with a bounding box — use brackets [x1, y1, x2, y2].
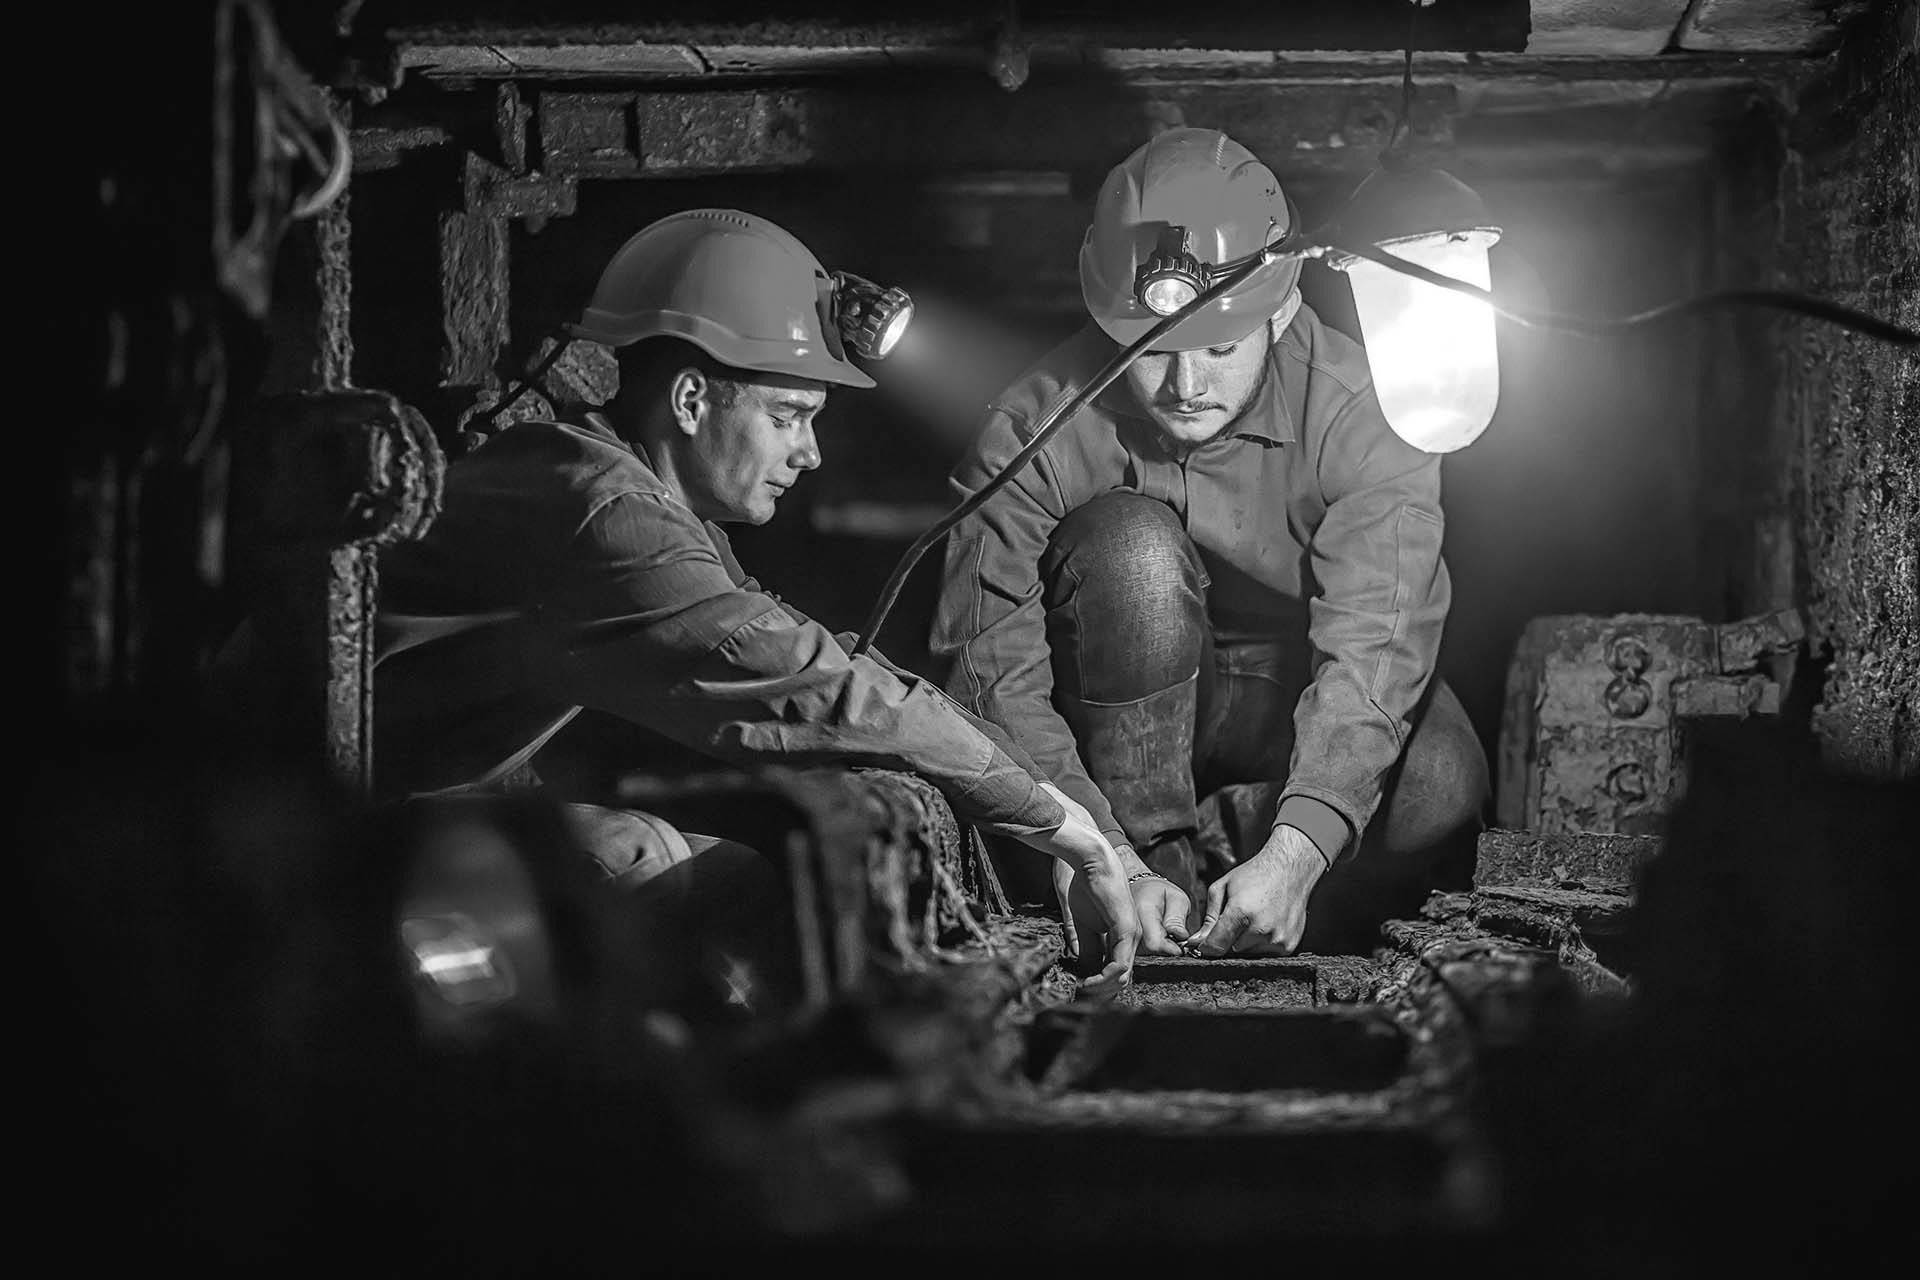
[435, 86, 580, 453]
[352, 61, 1800, 190]
[534, 81, 1457, 181]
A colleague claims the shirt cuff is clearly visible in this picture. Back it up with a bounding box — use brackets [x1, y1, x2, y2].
[952, 751, 1067, 836]
[1275, 794, 1350, 868]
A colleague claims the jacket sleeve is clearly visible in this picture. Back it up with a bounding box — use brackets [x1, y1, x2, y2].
[534, 491, 1065, 837]
[1281, 391, 1450, 858]
[929, 410, 1129, 849]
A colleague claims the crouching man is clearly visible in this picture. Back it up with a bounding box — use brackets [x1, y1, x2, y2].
[932, 130, 1490, 957]
[374, 210, 1139, 986]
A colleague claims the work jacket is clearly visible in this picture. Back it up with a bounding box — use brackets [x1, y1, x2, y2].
[374, 414, 1064, 838]
[930, 306, 1450, 861]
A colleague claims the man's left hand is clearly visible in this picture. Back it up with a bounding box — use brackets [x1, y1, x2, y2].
[1185, 825, 1327, 956]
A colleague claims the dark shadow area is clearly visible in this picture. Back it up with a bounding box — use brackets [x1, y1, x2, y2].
[1057, 1009, 1410, 1094]
[1478, 717, 1914, 1272]
[860, 1122, 1460, 1247]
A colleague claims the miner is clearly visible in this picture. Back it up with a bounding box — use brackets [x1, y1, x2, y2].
[931, 128, 1491, 955]
[372, 209, 1141, 986]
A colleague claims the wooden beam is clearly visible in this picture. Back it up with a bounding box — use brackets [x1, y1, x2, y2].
[388, 1, 1533, 81]
[538, 80, 1460, 180]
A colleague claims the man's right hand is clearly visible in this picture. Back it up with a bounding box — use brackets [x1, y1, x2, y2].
[1011, 783, 1139, 991]
[1113, 845, 1192, 956]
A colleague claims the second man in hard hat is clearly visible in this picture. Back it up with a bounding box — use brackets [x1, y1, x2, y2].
[372, 209, 1141, 989]
[932, 128, 1491, 956]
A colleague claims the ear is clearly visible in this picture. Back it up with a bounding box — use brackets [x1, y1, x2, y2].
[668, 368, 709, 437]
[1267, 288, 1303, 345]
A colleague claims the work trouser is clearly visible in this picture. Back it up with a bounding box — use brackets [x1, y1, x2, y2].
[1038, 493, 1490, 950]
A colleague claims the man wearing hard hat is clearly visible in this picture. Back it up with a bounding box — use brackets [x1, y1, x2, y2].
[932, 129, 1490, 957]
[373, 209, 1138, 987]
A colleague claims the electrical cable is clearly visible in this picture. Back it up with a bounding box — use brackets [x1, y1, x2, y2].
[1381, 0, 1421, 163]
[1329, 240, 1920, 347]
[482, 339, 570, 429]
[849, 248, 1284, 655]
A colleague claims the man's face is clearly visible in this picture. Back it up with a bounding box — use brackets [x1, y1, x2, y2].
[683, 375, 827, 525]
[1121, 318, 1274, 448]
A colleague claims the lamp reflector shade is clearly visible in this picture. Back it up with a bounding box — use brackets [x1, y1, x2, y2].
[1349, 233, 1499, 453]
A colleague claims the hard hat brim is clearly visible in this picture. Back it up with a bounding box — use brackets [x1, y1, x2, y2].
[566, 311, 876, 389]
[1092, 304, 1271, 354]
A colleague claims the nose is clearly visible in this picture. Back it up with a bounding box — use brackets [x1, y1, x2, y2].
[1166, 350, 1202, 402]
[790, 421, 822, 472]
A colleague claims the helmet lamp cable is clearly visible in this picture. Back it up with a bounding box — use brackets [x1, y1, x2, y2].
[479, 337, 570, 430]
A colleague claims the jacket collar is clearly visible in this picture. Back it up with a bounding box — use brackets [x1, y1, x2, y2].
[582, 409, 656, 470]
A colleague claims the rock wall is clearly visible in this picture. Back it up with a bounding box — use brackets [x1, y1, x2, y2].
[1775, 0, 1919, 777]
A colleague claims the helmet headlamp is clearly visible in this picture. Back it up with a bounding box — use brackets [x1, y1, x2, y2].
[831, 271, 914, 360]
[1134, 225, 1210, 317]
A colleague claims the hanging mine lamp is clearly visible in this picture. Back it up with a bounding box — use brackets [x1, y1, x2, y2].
[1325, 166, 1503, 454]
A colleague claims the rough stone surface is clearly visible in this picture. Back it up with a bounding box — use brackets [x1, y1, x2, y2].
[1524, 0, 1690, 56]
[1774, 0, 1920, 778]
[1676, 0, 1859, 52]
[1113, 955, 1387, 1010]
[1475, 827, 1663, 892]
[1388, 891, 1630, 998]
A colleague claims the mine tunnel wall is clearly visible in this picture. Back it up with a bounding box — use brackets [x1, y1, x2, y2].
[1769, 0, 1919, 776]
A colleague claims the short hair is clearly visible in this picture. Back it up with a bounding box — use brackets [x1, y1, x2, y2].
[614, 337, 748, 412]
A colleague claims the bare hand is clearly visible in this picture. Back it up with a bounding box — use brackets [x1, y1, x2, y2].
[1186, 825, 1327, 956]
[1018, 784, 1138, 991]
[1114, 845, 1192, 956]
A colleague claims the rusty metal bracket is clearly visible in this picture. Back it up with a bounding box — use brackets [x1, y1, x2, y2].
[1714, 606, 1805, 673]
[462, 149, 577, 224]
[238, 389, 443, 548]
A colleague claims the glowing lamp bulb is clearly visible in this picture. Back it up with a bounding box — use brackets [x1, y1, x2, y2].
[874, 299, 913, 357]
[1141, 272, 1199, 316]
[1347, 231, 1500, 453]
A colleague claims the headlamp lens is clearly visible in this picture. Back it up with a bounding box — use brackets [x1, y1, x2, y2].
[1141, 273, 1201, 316]
[875, 301, 912, 358]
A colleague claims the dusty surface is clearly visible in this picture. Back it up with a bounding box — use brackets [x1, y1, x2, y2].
[1119, 959, 1317, 1010]
[1776, 0, 1919, 777]
[1475, 827, 1663, 891]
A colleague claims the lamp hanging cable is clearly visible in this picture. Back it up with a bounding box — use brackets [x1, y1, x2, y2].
[1381, 0, 1425, 164]
[1329, 240, 1920, 347]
